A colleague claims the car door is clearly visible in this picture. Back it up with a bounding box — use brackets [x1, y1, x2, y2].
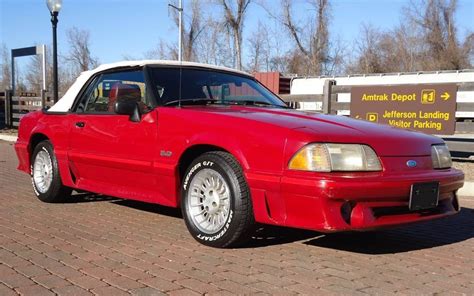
[68, 68, 160, 202]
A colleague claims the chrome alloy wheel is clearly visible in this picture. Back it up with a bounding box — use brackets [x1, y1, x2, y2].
[186, 168, 231, 234]
[33, 150, 53, 194]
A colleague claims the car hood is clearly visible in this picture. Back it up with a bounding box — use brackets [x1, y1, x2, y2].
[187, 106, 443, 156]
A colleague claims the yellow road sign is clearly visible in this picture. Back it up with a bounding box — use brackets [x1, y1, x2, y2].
[441, 92, 450, 100]
[421, 89, 435, 104]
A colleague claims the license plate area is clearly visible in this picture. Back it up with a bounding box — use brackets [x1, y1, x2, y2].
[409, 182, 439, 211]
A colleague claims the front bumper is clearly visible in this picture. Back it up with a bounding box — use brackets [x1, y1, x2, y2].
[276, 168, 464, 232]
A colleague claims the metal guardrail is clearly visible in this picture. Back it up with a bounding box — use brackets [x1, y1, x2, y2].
[442, 137, 474, 156]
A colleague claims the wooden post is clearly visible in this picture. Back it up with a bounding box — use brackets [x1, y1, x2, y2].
[41, 89, 46, 109]
[323, 79, 335, 114]
[0, 90, 5, 128]
[5, 89, 12, 128]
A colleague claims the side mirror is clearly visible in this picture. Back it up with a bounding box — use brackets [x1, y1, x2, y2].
[115, 100, 141, 122]
[286, 101, 299, 109]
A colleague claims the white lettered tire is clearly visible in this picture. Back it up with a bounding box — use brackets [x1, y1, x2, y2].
[181, 151, 255, 248]
[31, 141, 72, 203]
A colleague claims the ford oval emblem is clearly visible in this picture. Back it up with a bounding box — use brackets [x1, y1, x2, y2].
[406, 160, 417, 168]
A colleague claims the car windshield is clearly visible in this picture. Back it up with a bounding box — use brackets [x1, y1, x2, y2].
[149, 67, 287, 108]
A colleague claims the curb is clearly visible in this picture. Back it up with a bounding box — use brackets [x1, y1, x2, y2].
[0, 134, 18, 142]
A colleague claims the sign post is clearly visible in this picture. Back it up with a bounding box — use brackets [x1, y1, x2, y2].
[11, 45, 47, 105]
[350, 84, 457, 135]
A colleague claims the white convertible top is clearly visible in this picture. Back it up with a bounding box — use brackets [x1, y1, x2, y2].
[48, 60, 252, 112]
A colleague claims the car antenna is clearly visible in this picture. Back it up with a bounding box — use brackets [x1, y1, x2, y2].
[178, 64, 182, 108]
[171, 0, 183, 107]
[169, 0, 184, 107]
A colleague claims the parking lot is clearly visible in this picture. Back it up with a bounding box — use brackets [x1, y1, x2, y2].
[1, 140, 473, 295]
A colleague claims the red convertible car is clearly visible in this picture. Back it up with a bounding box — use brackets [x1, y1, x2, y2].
[15, 61, 464, 247]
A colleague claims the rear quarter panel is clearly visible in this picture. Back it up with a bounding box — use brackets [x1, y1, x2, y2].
[15, 111, 73, 185]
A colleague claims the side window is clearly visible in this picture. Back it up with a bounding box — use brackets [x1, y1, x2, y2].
[149, 68, 181, 105]
[77, 70, 150, 113]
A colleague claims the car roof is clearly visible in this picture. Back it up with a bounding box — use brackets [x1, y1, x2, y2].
[90, 60, 252, 77]
[48, 60, 253, 112]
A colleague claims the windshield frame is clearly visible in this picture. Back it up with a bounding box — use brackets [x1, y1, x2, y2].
[146, 65, 288, 108]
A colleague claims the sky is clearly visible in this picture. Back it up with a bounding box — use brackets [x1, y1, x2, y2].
[1, 0, 473, 69]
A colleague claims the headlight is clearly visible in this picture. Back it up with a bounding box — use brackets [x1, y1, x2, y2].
[288, 143, 382, 172]
[431, 144, 452, 169]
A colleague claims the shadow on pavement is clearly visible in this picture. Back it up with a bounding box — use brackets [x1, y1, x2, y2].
[452, 153, 474, 160]
[64, 192, 183, 218]
[303, 207, 474, 254]
[244, 226, 322, 248]
[62, 191, 474, 253]
[64, 192, 119, 203]
[112, 199, 183, 219]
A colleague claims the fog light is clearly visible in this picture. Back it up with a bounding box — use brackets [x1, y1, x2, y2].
[452, 193, 460, 211]
[341, 201, 355, 225]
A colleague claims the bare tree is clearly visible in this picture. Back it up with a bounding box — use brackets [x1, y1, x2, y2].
[326, 37, 347, 75]
[58, 54, 80, 94]
[194, 17, 234, 67]
[311, 0, 330, 73]
[0, 44, 26, 93]
[464, 32, 474, 65]
[405, 0, 472, 70]
[24, 48, 79, 95]
[219, 0, 251, 70]
[350, 0, 472, 73]
[145, 40, 178, 60]
[149, 2, 227, 66]
[350, 24, 384, 73]
[348, 23, 421, 74]
[270, 0, 333, 75]
[246, 22, 271, 72]
[170, 0, 205, 61]
[25, 50, 52, 93]
[0, 43, 11, 91]
[66, 27, 99, 74]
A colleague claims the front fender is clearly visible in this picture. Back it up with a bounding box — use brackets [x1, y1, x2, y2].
[184, 132, 250, 170]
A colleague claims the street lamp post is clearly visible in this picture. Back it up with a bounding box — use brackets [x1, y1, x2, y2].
[46, 0, 62, 103]
[168, 0, 183, 62]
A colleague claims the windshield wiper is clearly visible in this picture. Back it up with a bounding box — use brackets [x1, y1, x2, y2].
[225, 100, 289, 108]
[164, 98, 218, 106]
[164, 98, 290, 109]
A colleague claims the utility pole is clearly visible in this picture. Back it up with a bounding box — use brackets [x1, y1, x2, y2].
[169, 0, 183, 61]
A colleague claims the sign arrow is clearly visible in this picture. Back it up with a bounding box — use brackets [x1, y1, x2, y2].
[441, 92, 450, 100]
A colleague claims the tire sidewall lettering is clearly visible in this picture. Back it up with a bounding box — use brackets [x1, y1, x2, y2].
[183, 158, 234, 243]
[196, 210, 233, 241]
[183, 160, 214, 190]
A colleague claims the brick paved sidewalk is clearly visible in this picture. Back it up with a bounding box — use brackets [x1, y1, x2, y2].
[1, 140, 473, 295]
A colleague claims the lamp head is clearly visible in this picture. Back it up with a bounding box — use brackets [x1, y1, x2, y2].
[46, 0, 62, 13]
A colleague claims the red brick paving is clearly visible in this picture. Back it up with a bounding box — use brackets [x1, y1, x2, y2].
[1, 140, 473, 295]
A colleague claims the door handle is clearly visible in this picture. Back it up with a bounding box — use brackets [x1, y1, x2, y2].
[75, 122, 85, 128]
